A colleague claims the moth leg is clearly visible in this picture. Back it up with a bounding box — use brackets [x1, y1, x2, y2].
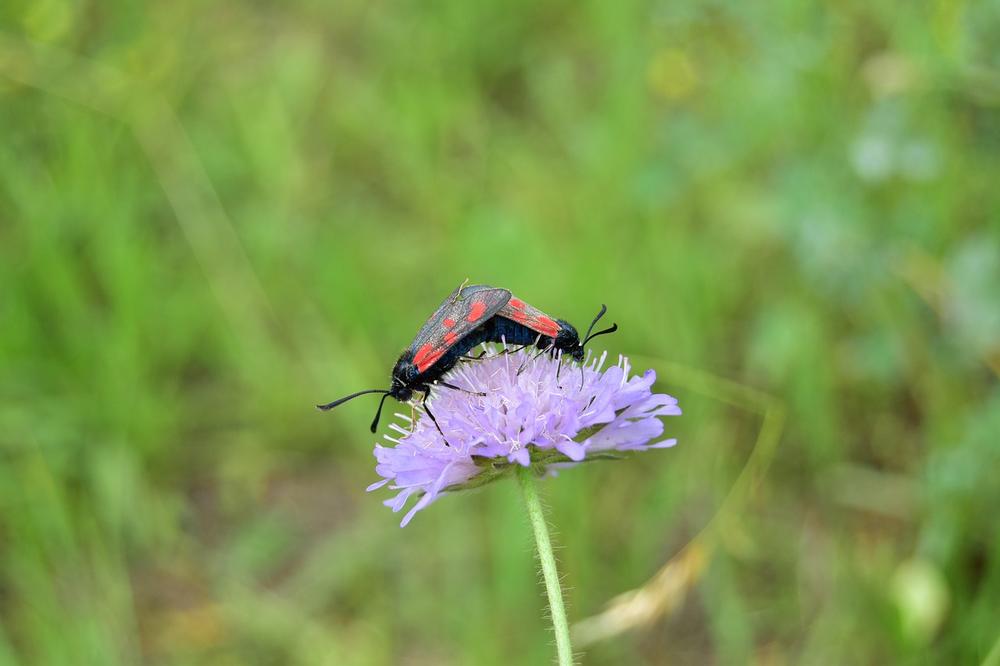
[436, 380, 487, 397]
[499, 344, 529, 356]
[420, 389, 450, 446]
[515, 334, 546, 374]
[516, 342, 555, 375]
[458, 344, 527, 363]
[451, 277, 470, 303]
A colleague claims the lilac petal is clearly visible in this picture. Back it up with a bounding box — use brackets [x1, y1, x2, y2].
[401, 493, 434, 527]
[510, 447, 531, 466]
[386, 489, 415, 512]
[555, 437, 586, 461]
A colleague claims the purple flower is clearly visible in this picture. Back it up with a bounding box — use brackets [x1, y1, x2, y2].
[368, 348, 681, 526]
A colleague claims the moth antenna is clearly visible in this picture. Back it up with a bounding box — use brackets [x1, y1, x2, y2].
[317, 388, 389, 411]
[582, 304, 608, 343]
[369, 392, 393, 433]
[583, 323, 618, 345]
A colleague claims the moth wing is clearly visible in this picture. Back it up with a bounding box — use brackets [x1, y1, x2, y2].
[409, 284, 511, 372]
[498, 296, 562, 338]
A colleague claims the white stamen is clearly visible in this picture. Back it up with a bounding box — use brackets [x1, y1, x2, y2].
[595, 350, 608, 373]
[389, 423, 411, 436]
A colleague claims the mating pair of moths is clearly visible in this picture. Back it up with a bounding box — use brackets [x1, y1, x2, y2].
[318, 283, 618, 441]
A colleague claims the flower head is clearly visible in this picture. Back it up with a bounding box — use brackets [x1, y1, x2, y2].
[368, 347, 681, 525]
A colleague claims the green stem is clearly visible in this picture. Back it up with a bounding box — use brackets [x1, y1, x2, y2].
[516, 466, 574, 666]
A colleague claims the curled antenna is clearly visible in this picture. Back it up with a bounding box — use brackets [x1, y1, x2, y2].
[317, 388, 393, 433]
[577, 305, 618, 390]
[317, 388, 389, 411]
[582, 304, 618, 345]
[369, 392, 392, 433]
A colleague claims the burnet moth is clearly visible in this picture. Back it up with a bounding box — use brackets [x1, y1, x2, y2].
[488, 297, 618, 364]
[317, 283, 511, 439]
[316, 282, 618, 441]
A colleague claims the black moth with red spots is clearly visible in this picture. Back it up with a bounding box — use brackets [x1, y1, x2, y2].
[317, 282, 618, 442]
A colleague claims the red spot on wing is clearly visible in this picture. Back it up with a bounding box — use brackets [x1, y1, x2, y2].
[413, 343, 434, 367]
[512, 310, 530, 324]
[444, 331, 458, 344]
[509, 297, 525, 309]
[418, 348, 445, 372]
[443, 317, 456, 328]
[415, 345, 446, 372]
[467, 300, 487, 322]
[537, 316, 561, 337]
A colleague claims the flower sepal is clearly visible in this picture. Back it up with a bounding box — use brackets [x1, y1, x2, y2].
[445, 445, 626, 494]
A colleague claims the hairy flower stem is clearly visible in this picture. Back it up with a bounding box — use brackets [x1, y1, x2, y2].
[517, 466, 574, 666]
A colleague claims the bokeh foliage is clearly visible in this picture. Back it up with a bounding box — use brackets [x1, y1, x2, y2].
[2, 1, 999, 664]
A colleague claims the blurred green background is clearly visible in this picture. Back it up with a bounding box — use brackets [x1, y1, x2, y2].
[2, 1, 1000, 664]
